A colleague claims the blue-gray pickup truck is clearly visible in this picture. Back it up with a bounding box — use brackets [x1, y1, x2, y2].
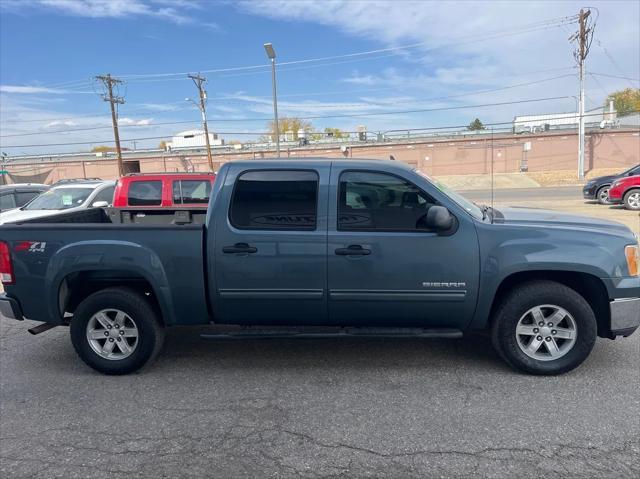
[1, 159, 639, 375]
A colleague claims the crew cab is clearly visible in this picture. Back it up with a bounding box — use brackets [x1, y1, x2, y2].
[113, 172, 216, 208]
[0, 159, 638, 376]
[608, 175, 640, 210]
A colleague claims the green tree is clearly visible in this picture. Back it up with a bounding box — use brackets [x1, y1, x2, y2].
[467, 118, 486, 131]
[90, 145, 129, 153]
[323, 127, 349, 139]
[262, 117, 314, 141]
[607, 88, 640, 117]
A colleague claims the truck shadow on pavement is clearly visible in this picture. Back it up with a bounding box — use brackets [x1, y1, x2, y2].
[2, 320, 511, 375]
[152, 326, 508, 375]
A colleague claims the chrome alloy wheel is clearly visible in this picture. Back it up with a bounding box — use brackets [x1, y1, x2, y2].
[86, 309, 139, 360]
[627, 192, 640, 209]
[515, 305, 577, 361]
[598, 187, 610, 203]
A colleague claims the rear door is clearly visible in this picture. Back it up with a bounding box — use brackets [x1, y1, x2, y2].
[213, 165, 329, 325]
[327, 166, 480, 329]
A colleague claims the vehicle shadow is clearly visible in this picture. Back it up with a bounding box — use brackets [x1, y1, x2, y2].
[150, 325, 509, 375]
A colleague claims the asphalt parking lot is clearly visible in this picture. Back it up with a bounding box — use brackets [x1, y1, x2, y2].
[1, 188, 639, 478]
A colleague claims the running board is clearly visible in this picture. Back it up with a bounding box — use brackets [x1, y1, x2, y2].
[200, 327, 462, 340]
[28, 322, 59, 335]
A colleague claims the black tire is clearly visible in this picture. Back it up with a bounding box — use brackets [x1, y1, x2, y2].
[491, 280, 596, 375]
[623, 188, 640, 210]
[70, 287, 165, 375]
[596, 185, 611, 205]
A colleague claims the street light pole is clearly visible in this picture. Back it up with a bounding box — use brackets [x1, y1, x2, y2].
[264, 43, 280, 156]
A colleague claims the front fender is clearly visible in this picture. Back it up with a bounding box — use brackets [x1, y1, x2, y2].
[469, 229, 629, 330]
[45, 240, 175, 324]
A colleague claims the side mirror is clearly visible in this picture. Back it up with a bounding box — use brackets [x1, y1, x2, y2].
[91, 201, 109, 208]
[424, 205, 454, 232]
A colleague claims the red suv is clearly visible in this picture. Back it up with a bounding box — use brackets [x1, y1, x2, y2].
[113, 173, 216, 208]
[608, 175, 640, 210]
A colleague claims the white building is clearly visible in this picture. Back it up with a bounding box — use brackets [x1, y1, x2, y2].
[165, 130, 224, 150]
[513, 106, 609, 133]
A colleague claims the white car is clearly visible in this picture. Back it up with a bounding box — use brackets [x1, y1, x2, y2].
[0, 180, 116, 225]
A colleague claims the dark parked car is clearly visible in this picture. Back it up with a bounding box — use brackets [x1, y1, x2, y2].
[582, 164, 640, 204]
[0, 183, 49, 212]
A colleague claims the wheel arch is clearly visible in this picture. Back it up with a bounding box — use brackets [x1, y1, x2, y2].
[482, 270, 610, 337]
[623, 187, 640, 207]
[44, 240, 176, 325]
[58, 270, 167, 325]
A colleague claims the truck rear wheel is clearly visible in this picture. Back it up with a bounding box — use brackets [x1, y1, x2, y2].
[491, 280, 596, 375]
[70, 287, 164, 375]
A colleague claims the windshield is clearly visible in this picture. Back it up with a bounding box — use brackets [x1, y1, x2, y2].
[414, 169, 484, 220]
[24, 187, 93, 210]
[624, 164, 640, 176]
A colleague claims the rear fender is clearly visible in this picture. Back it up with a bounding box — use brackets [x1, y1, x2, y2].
[45, 240, 175, 324]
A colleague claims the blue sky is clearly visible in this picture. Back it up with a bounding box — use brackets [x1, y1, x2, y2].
[0, 0, 638, 155]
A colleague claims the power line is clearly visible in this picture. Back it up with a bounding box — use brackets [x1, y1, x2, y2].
[2, 69, 577, 126]
[18, 14, 577, 90]
[588, 72, 640, 82]
[130, 19, 581, 82]
[4, 105, 619, 150]
[3, 109, 630, 151]
[0, 95, 571, 139]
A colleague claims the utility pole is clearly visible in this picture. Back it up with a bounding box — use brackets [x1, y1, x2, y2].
[570, 8, 593, 179]
[95, 74, 125, 176]
[188, 74, 214, 172]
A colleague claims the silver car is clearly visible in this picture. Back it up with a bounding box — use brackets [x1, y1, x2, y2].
[0, 180, 115, 225]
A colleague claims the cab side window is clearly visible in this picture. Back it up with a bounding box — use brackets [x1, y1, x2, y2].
[338, 171, 438, 232]
[93, 185, 115, 206]
[173, 180, 211, 205]
[230, 170, 318, 230]
[128, 181, 162, 206]
[0, 193, 16, 211]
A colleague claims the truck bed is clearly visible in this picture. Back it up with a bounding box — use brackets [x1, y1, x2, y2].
[16, 207, 207, 225]
[0, 212, 210, 325]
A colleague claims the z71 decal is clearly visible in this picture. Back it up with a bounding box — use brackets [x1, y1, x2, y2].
[15, 241, 47, 253]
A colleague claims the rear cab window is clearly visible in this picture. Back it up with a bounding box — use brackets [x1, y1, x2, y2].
[229, 170, 318, 230]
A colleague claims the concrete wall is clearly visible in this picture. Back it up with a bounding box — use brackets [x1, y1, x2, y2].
[5, 129, 639, 184]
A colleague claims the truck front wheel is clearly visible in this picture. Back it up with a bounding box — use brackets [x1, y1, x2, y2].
[491, 280, 596, 375]
[70, 288, 165, 375]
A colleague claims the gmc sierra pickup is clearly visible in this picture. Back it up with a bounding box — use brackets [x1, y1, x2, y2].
[1, 159, 639, 375]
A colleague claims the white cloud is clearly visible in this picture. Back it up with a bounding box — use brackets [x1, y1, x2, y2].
[239, 0, 639, 122]
[2, 0, 201, 25]
[118, 117, 153, 125]
[44, 120, 78, 128]
[0, 85, 91, 94]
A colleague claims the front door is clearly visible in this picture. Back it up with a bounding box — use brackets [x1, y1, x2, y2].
[214, 166, 329, 325]
[327, 168, 479, 329]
